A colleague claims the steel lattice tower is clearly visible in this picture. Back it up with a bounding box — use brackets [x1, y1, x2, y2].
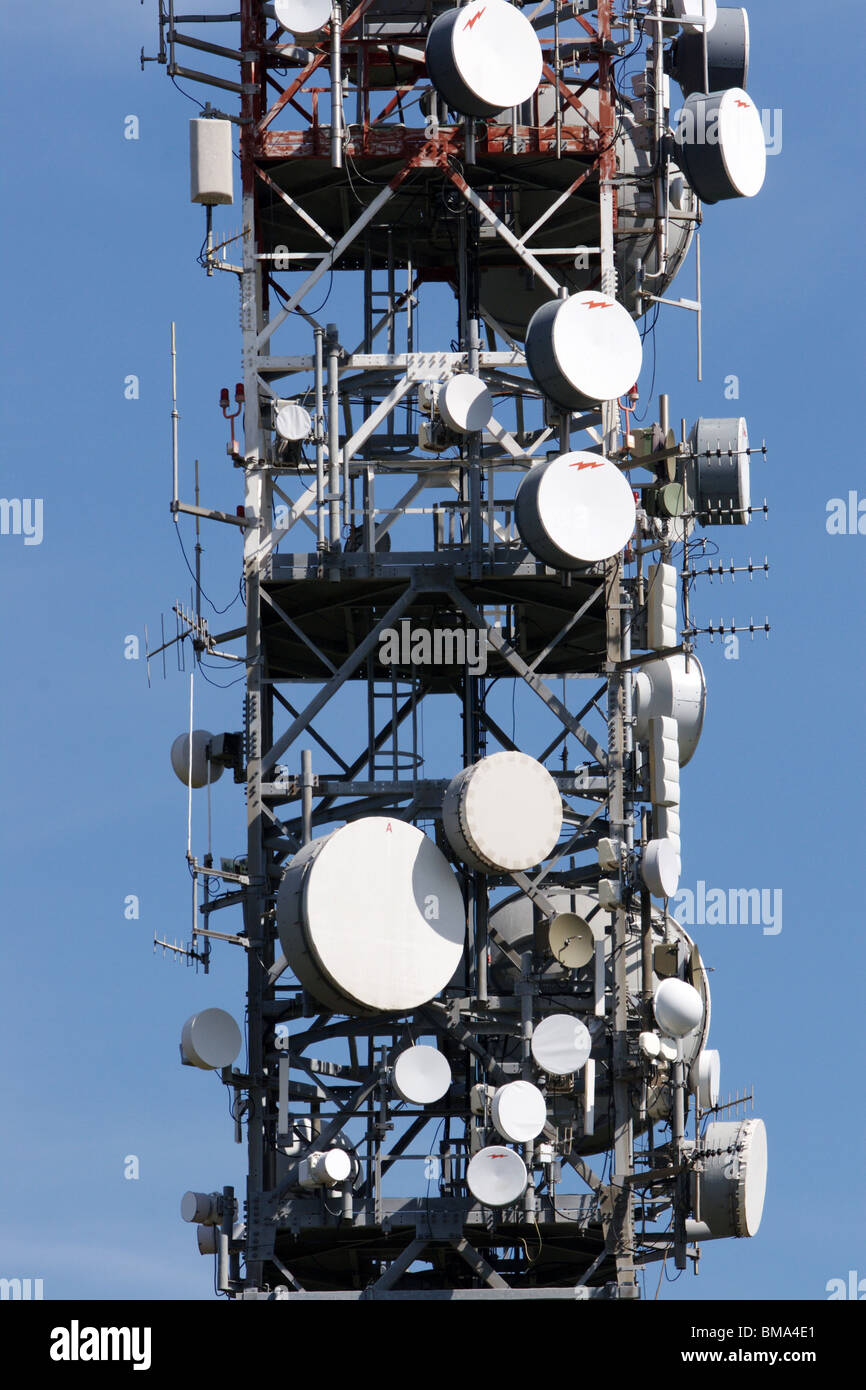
[150, 0, 770, 1300]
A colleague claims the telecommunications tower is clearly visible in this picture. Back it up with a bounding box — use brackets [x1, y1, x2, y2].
[146, 0, 771, 1299]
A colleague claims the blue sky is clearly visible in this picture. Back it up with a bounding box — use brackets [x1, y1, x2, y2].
[0, 1, 863, 1301]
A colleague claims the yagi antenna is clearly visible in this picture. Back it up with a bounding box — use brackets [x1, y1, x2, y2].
[685, 618, 771, 642]
[153, 932, 207, 970]
[683, 558, 770, 583]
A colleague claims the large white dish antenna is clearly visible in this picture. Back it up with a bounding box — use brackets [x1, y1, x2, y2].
[277, 818, 466, 1015]
[670, 0, 718, 35]
[181, 1008, 242, 1070]
[466, 1145, 528, 1207]
[531, 1013, 592, 1076]
[443, 752, 562, 872]
[181, 1190, 221, 1224]
[695, 1118, 767, 1238]
[515, 452, 637, 568]
[688, 417, 751, 524]
[693, 1048, 721, 1108]
[438, 374, 493, 434]
[525, 292, 643, 410]
[634, 653, 707, 767]
[276, 403, 312, 442]
[491, 1081, 547, 1143]
[299, 1149, 353, 1189]
[673, 7, 749, 97]
[197, 1226, 217, 1255]
[639, 1031, 662, 1061]
[676, 88, 766, 204]
[392, 1045, 452, 1105]
[642, 838, 681, 899]
[171, 730, 223, 789]
[425, 2, 543, 119]
[654, 978, 704, 1037]
[273, 0, 331, 40]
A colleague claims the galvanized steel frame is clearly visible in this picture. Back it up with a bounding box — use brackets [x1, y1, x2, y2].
[160, 0, 659, 1300]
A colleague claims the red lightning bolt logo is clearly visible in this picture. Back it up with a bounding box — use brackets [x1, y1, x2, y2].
[570, 459, 605, 471]
[464, 6, 486, 30]
[583, 300, 610, 310]
[735, 99, 750, 108]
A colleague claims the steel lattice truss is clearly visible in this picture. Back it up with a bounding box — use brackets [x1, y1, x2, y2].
[147, 0, 769, 1300]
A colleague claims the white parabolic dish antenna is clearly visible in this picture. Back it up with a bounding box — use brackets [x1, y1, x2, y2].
[274, 0, 332, 40]
[301, 1149, 353, 1188]
[275, 402, 312, 442]
[690, 416, 751, 524]
[673, 7, 748, 97]
[642, 838, 681, 899]
[181, 1008, 242, 1070]
[676, 89, 766, 204]
[695, 1048, 721, 1108]
[438, 374, 493, 434]
[392, 1045, 452, 1105]
[277, 818, 465, 1014]
[697, 1118, 767, 1238]
[171, 730, 223, 788]
[525, 292, 644, 409]
[443, 752, 562, 872]
[639, 1030, 662, 1061]
[531, 1013, 592, 1075]
[515, 452, 637, 568]
[654, 978, 704, 1038]
[671, 0, 718, 34]
[425, 1, 543, 119]
[466, 1146, 529, 1207]
[491, 1081, 548, 1143]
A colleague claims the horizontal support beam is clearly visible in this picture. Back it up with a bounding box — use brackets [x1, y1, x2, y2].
[168, 29, 248, 63]
[245, 1287, 608, 1300]
[172, 501, 250, 528]
[169, 62, 254, 95]
[257, 126, 601, 161]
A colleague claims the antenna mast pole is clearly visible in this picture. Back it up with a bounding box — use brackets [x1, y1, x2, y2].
[239, 0, 270, 1291]
[598, 0, 637, 1299]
